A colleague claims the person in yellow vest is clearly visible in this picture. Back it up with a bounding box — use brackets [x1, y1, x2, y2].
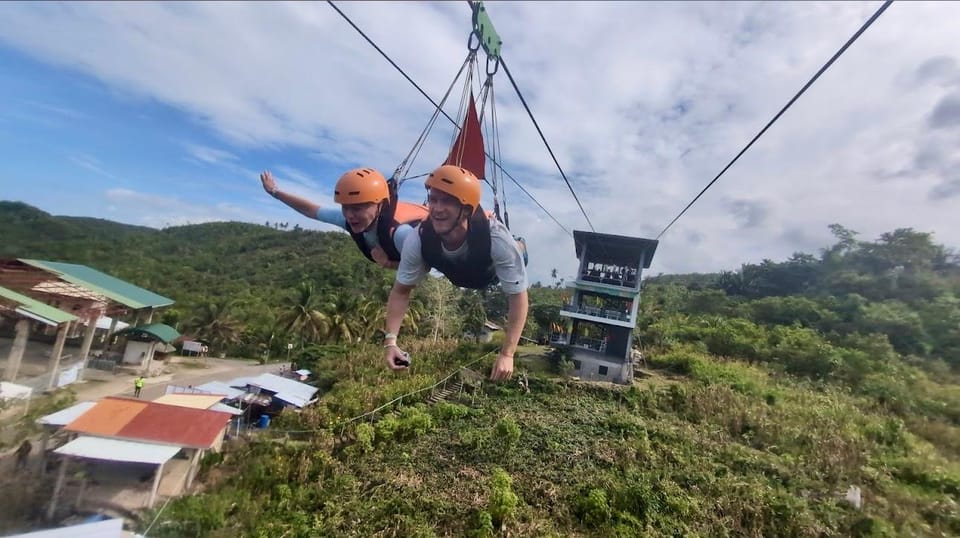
[134, 376, 144, 398]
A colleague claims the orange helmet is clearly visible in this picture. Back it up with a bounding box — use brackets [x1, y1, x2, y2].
[425, 165, 481, 210]
[334, 168, 389, 205]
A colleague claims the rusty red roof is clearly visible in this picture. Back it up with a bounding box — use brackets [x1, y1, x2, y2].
[64, 397, 148, 436]
[65, 396, 231, 449]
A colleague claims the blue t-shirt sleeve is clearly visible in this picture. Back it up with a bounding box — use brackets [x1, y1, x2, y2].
[315, 207, 346, 228]
[392, 224, 415, 253]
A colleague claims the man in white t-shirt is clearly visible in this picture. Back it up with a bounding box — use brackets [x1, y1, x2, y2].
[382, 164, 529, 381]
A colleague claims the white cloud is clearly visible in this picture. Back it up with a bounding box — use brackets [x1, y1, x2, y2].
[275, 165, 319, 190]
[3, 1, 960, 284]
[104, 187, 249, 228]
[185, 143, 238, 165]
[68, 152, 118, 180]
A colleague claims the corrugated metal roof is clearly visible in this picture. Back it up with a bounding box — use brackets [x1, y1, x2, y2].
[273, 391, 312, 408]
[193, 381, 245, 400]
[246, 373, 318, 405]
[227, 376, 258, 389]
[237, 392, 273, 406]
[210, 402, 243, 415]
[55, 436, 180, 465]
[96, 316, 129, 330]
[19, 259, 174, 309]
[114, 323, 181, 344]
[36, 401, 97, 426]
[572, 231, 659, 268]
[65, 397, 231, 449]
[153, 393, 226, 410]
[4, 518, 128, 538]
[116, 401, 231, 448]
[65, 398, 149, 437]
[0, 285, 77, 325]
[1, 381, 33, 401]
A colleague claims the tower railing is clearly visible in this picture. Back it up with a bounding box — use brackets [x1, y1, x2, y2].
[561, 303, 630, 322]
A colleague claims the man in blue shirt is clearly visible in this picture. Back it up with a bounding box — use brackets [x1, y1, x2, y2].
[261, 169, 425, 268]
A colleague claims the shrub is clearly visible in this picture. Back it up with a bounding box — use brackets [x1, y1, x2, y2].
[488, 468, 519, 528]
[375, 414, 401, 444]
[353, 423, 374, 454]
[548, 345, 575, 374]
[396, 405, 434, 441]
[469, 511, 495, 537]
[494, 416, 521, 449]
[577, 488, 612, 528]
[432, 402, 470, 421]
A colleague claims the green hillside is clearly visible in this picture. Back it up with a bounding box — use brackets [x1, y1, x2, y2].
[2, 201, 959, 536]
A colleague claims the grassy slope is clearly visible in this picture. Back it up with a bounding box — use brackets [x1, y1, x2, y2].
[149, 344, 959, 538]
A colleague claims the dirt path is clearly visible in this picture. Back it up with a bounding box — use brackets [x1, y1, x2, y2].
[71, 357, 285, 402]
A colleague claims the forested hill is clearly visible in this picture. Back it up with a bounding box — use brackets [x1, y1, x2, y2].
[639, 224, 960, 369]
[5, 200, 960, 536]
[4, 201, 960, 368]
[0, 200, 393, 306]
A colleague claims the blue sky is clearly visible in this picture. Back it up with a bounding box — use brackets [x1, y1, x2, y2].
[0, 41, 347, 230]
[1, 1, 959, 285]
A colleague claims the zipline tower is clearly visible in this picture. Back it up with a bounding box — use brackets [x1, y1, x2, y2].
[555, 231, 658, 384]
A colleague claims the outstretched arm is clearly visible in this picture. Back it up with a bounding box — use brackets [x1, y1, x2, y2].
[261, 170, 321, 219]
[383, 281, 415, 369]
[490, 290, 529, 381]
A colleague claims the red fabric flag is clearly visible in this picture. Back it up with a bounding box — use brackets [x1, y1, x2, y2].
[444, 92, 486, 180]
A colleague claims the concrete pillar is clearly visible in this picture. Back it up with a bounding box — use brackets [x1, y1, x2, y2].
[105, 316, 119, 345]
[46, 457, 68, 521]
[148, 462, 165, 509]
[3, 319, 30, 382]
[47, 321, 71, 391]
[142, 341, 158, 375]
[185, 448, 203, 489]
[144, 308, 154, 325]
[38, 430, 51, 475]
[74, 469, 88, 510]
[619, 363, 633, 385]
[76, 313, 100, 382]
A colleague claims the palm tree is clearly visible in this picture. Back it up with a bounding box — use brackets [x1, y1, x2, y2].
[185, 300, 243, 353]
[278, 282, 329, 348]
[404, 298, 424, 335]
[352, 293, 424, 342]
[319, 292, 361, 344]
[354, 296, 385, 342]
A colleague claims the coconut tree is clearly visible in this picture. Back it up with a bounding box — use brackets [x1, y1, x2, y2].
[185, 299, 243, 353]
[278, 282, 329, 348]
[319, 292, 362, 344]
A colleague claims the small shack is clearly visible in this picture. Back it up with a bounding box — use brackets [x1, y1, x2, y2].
[44, 396, 231, 517]
[112, 323, 181, 373]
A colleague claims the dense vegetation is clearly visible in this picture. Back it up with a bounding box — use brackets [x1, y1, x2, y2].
[0, 201, 513, 358]
[3, 201, 959, 536]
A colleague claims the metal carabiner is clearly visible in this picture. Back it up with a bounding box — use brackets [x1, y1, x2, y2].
[467, 29, 481, 53]
[486, 54, 500, 77]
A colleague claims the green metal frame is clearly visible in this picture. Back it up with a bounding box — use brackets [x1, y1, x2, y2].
[471, 1, 501, 58]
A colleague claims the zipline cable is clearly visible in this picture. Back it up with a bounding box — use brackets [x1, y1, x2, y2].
[655, 0, 894, 240]
[500, 58, 596, 232]
[327, 0, 573, 237]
